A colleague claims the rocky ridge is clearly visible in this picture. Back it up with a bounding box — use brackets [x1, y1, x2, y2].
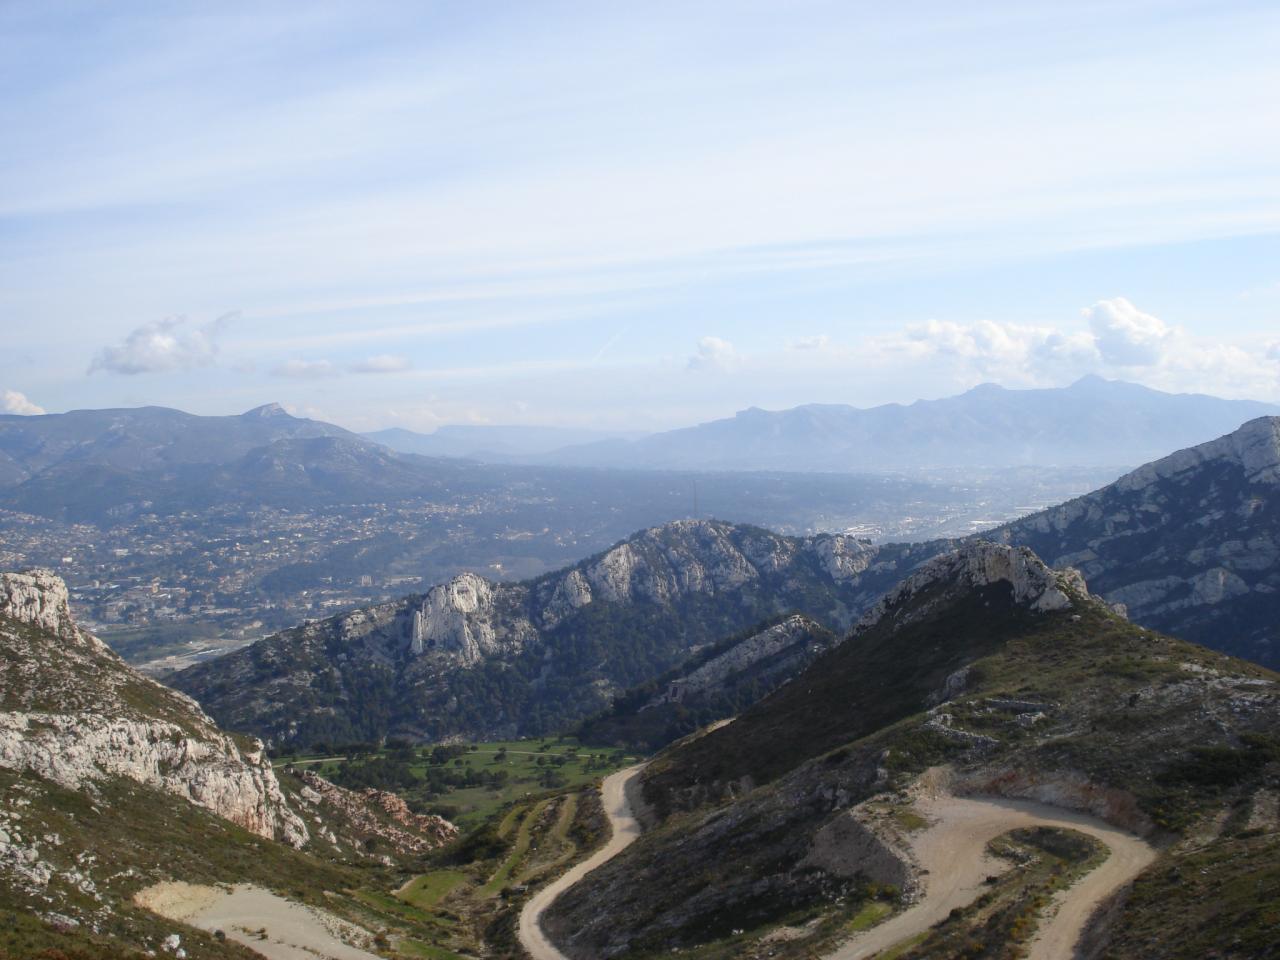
[174, 520, 937, 746]
[0, 569, 307, 846]
[996, 415, 1280, 666]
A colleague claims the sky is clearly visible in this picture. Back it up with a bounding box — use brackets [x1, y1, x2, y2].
[3, 0, 1280, 432]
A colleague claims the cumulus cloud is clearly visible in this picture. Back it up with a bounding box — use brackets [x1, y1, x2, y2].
[89, 313, 234, 375]
[687, 336, 738, 372]
[3, 390, 45, 415]
[271, 359, 339, 378]
[1083, 297, 1175, 366]
[888, 318, 1099, 382]
[348, 353, 411, 374]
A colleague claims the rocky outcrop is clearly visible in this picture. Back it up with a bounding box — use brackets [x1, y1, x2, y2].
[654, 615, 833, 704]
[0, 570, 307, 846]
[295, 771, 456, 855]
[851, 541, 1083, 636]
[410, 572, 534, 665]
[1, 569, 81, 640]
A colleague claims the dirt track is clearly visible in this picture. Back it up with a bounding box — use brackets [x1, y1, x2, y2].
[135, 881, 380, 960]
[517, 765, 645, 960]
[826, 793, 1157, 960]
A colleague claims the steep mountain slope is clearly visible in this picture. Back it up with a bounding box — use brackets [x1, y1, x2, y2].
[545, 543, 1280, 960]
[537, 377, 1279, 473]
[0, 569, 459, 960]
[0, 569, 305, 845]
[172, 521, 942, 748]
[578, 613, 839, 752]
[995, 415, 1280, 666]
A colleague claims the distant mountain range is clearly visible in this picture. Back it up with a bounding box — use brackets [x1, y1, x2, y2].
[408, 377, 1279, 473]
[364, 424, 643, 459]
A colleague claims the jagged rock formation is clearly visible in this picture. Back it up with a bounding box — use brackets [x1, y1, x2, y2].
[996, 416, 1280, 666]
[850, 541, 1081, 636]
[0, 569, 307, 846]
[546, 544, 1280, 959]
[294, 771, 457, 856]
[174, 520, 938, 747]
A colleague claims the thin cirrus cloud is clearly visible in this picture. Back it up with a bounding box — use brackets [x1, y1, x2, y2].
[270, 359, 339, 379]
[348, 354, 412, 374]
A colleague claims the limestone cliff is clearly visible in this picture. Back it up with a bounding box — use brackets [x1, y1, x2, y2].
[0, 569, 307, 846]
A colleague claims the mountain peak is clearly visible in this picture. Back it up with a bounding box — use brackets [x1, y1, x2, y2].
[853, 542, 1084, 636]
[241, 401, 291, 419]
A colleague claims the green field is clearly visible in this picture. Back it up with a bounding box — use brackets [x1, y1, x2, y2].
[277, 737, 634, 829]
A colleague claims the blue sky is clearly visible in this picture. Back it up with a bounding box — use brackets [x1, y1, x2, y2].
[3, 0, 1280, 430]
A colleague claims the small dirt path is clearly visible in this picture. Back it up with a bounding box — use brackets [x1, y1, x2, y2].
[826, 794, 1157, 960]
[517, 765, 645, 960]
[135, 881, 380, 960]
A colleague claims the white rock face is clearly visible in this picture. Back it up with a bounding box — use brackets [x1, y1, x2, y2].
[854, 542, 1083, 634]
[655, 614, 829, 703]
[1, 569, 81, 640]
[1115, 415, 1280, 491]
[410, 572, 533, 665]
[0, 570, 308, 847]
[808, 535, 878, 582]
[0, 713, 306, 846]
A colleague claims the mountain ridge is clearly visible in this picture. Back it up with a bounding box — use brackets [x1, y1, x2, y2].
[530, 378, 1280, 473]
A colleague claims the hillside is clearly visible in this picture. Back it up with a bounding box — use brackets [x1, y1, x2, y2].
[996, 415, 1280, 666]
[0, 569, 458, 960]
[544, 543, 1280, 960]
[172, 521, 943, 748]
[535, 377, 1280, 473]
[578, 613, 839, 752]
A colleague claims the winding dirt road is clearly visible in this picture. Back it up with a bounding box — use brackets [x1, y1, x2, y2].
[515, 767, 1155, 960]
[827, 793, 1157, 960]
[518, 765, 645, 960]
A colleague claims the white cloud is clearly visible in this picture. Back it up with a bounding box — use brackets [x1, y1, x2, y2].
[1083, 297, 1176, 367]
[3, 390, 45, 415]
[89, 313, 234, 375]
[348, 354, 411, 374]
[788, 334, 830, 351]
[885, 318, 1099, 383]
[271, 359, 338, 378]
[687, 336, 738, 372]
